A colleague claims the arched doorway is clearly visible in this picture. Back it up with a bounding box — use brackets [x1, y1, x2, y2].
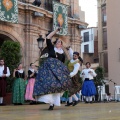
[0, 34, 13, 48]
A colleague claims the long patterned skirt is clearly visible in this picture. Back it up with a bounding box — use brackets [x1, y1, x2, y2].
[61, 74, 81, 101]
[12, 78, 26, 104]
[69, 74, 81, 96]
[33, 58, 72, 106]
[25, 78, 35, 101]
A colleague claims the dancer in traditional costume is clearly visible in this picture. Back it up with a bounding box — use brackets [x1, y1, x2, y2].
[25, 63, 37, 104]
[33, 28, 72, 110]
[12, 63, 26, 105]
[80, 62, 97, 103]
[0, 58, 10, 105]
[65, 48, 81, 106]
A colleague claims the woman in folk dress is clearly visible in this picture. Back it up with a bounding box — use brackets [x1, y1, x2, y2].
[12, 63, 26, 105]
[33, 28, 72, 110]
[25, 63, 37, 104]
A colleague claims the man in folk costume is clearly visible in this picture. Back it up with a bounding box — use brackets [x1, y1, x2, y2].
[65, 47, 82, 106]
[0, 58, 10, 105]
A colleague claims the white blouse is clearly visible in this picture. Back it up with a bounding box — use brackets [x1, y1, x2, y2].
[54, 47, 64, 54]
[80, 68, 97, 80]
[68, 48, 80, 77]
[0, 65, 10, 77]
[68, 48, 73, 59]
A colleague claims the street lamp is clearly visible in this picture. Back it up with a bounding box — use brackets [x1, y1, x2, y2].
[37, 35, 44, 55]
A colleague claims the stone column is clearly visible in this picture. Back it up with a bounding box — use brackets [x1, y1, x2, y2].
[70, 24, 81, 53]
[97, 0, 104, 67]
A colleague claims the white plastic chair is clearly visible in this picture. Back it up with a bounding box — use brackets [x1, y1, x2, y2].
[115, 86, 120, 101]
[77, 90, 84, 101]
[97, 85, 107, 101]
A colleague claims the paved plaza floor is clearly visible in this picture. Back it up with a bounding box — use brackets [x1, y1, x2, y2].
[0, 102, 120, 120]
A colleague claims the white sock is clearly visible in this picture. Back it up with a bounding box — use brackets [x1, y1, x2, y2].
[50, 104, 53, 106]
[83, 96, 86, 101]
[69, 96, 72, 103]
[89, 96, 92, 102]
[86, 97, 89, 101]
[72, 94, 78, 101]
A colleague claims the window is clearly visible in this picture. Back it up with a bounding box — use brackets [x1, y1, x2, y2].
[103, 28, 107, 50]
[84, 32, 89, 42]
[101, 4, 107, 26]
[103, 52, 108, 73]
[84, 44, 89, 53]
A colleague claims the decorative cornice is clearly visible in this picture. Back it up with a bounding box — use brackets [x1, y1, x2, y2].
[18, 1, 88, 26]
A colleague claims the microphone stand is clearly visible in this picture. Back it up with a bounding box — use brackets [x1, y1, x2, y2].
[109, 79, 117, 101]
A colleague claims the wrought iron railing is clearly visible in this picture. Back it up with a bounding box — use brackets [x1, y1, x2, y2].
[18, 0, 72, 17]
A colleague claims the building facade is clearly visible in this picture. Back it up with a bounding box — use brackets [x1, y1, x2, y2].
[81, 27, 99, 69]
[0, 0, 87, 70]
[97, 0, 108, 77]
[107, 0, 120, 95]
[98, 0, 120, 96]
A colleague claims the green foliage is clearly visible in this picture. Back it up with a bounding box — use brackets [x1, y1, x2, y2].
[0, 40, 22, 92]
[94, 66, 105, 86]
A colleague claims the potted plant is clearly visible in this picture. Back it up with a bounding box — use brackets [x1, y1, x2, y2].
[0, 40, 22, 104]
[94, 66, 105, 101]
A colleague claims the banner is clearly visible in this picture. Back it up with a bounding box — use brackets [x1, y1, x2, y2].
[53, 1, 68, 35]
[0, 0, 18, 23]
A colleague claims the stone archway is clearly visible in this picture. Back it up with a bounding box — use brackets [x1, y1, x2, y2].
[0, 26, 25, 65]
[0, 26, 24, 49]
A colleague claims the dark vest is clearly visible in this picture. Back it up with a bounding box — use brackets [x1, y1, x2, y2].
[0, 65, 7, 79]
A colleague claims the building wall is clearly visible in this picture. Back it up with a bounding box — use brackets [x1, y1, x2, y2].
[81, 27, 98, 64]
[79, 7, 85, 22]
[0, 0, 87, 71]
[97, 0, 106, 68]
[107, 0, 120, 94]
[81, 28, 96, 54]
[97, 0, 108, 75]
[98, 0, 120, 96]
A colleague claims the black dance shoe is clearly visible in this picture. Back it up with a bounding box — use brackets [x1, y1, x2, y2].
[73, 101, 79, 106]
[0, 103, 6, 106]
[29, 101, 37, 105]
[85, 101, 89, 104]
[48, 105, 54, 110]
[90, 101, 93, 104]
[65, 102, 73, 106]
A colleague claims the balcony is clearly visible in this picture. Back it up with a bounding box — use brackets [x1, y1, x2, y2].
[18, 0, 72, 17]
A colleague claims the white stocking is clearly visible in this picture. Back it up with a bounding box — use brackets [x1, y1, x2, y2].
[89, 96, 92, 102]
[72, 94, 78, 101]
[69, 96, 72, 103]
[86, 97, 89, 102]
